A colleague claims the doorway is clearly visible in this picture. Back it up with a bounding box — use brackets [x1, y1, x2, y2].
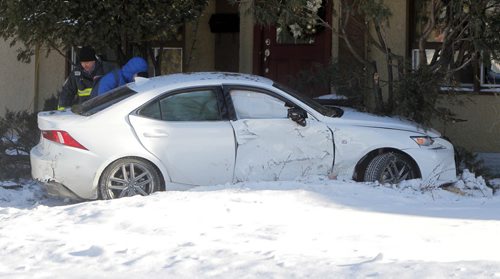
[253, 1, 332, 97]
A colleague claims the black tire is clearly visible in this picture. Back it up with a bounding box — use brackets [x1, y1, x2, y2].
[99, 158, 161, 199]
[364, 152, 418, 184]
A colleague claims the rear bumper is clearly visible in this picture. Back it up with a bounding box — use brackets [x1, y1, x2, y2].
[39, 180, 83, 200]
[30, 142, 99, 200]
[31, 145, 83, 200]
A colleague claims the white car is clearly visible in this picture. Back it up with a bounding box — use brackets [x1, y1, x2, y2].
[31, 72, 456, 200]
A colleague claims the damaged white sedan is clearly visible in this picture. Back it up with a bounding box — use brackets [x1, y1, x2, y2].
[31, 72, 456, 200]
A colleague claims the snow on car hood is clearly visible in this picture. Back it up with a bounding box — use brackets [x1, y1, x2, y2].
[327, 107, 441, 137]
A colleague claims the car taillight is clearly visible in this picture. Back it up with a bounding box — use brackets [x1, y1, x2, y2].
[41, 130, 88, 150]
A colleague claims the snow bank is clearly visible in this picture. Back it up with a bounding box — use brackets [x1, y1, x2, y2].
[1, 175, 499, 279]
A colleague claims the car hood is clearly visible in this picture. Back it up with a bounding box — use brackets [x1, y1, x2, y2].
[325, 107, 441, 137]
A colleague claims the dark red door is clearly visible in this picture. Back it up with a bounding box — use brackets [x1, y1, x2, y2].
[253, 1, 332, 97]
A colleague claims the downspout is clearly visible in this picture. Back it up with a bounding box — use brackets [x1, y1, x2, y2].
[34, 44, 40, 112]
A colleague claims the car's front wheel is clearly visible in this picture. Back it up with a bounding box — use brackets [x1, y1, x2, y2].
[364, 152, 418, 184]
[99, 158, 161, 199]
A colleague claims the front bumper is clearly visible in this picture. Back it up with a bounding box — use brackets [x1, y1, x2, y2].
[404, 137, 457, 185]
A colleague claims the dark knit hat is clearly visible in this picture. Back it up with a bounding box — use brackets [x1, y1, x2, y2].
[79, 46, 96, 62]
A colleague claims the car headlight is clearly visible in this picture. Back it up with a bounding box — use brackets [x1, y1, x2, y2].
[410, 136, 435, 146]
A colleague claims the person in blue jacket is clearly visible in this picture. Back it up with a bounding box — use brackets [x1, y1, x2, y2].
[93, 56, 148, 96]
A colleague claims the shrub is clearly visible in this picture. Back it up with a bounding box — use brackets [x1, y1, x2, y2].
[0, 95, 57, 180]
[0, 110, 39, 180]
[287, 61, 367, 109]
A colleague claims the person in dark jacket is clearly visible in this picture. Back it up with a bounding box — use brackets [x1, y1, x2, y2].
[57, 46, 114, 110]
[93, 56, 148, 96]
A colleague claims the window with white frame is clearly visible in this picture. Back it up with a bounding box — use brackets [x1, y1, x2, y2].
[411, 0, 499, 92]
[481, 57, 500, 88]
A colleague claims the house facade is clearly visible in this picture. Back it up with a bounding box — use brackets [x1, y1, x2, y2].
[0, 0, 498, 154]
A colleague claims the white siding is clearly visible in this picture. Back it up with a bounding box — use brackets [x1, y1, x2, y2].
[0, 40, 65, 115]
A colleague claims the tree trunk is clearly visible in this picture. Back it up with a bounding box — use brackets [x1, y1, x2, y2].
[386, 48, 394, 112]
[371, 61, 384, 113]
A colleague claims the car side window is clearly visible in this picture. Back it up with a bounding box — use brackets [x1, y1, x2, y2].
[230, 90, 288, 119]
[139, 89, 221, 121]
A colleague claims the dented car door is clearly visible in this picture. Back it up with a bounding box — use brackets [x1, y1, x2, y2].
[226, 87, 334, 182]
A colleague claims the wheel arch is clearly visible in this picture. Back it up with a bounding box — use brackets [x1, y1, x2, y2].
[98, 156, 167, 191]
[353, 148, 422, 181]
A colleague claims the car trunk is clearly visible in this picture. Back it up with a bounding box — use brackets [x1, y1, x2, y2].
[37, 110, 87, 131]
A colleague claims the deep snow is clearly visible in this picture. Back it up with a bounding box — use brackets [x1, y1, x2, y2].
[0, 176, 500, 279]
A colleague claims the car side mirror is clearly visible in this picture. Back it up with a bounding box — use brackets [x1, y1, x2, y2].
[287, 107, 308, 127]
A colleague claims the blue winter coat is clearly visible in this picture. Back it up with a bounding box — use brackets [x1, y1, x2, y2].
[95, 57, 148, 96]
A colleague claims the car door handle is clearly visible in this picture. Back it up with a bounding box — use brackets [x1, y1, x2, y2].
[238, 134, 258, 140]
[143, 132, 169, 138]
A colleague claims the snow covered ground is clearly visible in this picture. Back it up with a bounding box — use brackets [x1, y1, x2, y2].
[1, 176, 500, 279]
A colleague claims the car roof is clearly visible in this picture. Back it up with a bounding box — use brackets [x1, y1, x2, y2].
[129, 72, 275, 92]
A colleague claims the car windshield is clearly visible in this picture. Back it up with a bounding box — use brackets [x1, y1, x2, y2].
[273, 83, 342, 117]
[72, 86, 138, 116]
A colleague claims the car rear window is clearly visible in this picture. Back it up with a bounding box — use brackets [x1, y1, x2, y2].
[138, 89, 221, 121]
[72, 86, 138, 116]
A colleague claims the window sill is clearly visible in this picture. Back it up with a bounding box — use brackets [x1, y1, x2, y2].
[440, 86, 500, 95]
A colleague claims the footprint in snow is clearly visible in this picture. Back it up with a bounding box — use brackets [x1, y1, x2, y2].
[69, 245, 104, 257]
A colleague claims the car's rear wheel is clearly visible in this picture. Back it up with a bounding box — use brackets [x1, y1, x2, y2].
[99, 158, 161, 199]
[364, 152, 417, 184]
